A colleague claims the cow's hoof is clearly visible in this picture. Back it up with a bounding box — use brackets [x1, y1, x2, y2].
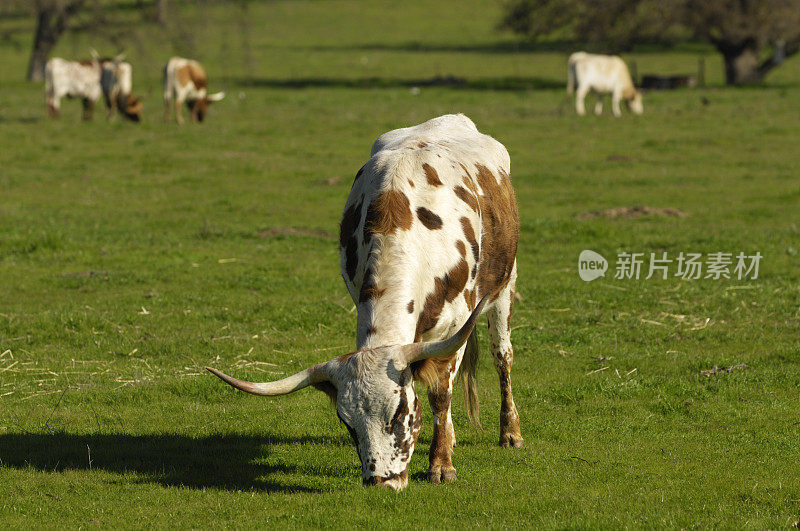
[428, 465, 457, 484]
[499, 433, 524, 448]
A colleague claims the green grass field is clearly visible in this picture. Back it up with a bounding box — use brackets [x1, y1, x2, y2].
[1, 0, 799, 527]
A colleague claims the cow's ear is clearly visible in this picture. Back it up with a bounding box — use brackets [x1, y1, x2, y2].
[312, 381, 338, 404]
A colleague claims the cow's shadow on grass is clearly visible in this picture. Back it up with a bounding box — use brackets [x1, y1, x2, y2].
[0, 431, 347, 493]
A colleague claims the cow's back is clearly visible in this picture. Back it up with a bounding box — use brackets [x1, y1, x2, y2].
[573, 53, 634, 93]
[166, 57, 208, 95]
[46, 58, 101, 100]
[340, 114, 518, 350]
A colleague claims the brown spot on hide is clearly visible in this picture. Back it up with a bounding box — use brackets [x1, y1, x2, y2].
[423, 163, 442, 186]
[177, 63, 207, 90]
[463, 288, 476, 310]
[474, 163, 518, 301]
[412, 356, 454, 390]
[460, 217, 479, 263]
[454, 186, 478, 212]
[413, 258, 469, 342]
[370, 463, 376, 472]
[444, 259, 469, 302]
[408, 179, 415, 188]
[339, 199, 363, 282]
[417, 207, 443, 230]
[455, 240, 466, 257]
[364, 190, 413, 236]
[417, 142, 428, 148]
[407, 300, 414, 314]
[366, 325, 378, 337]
[359, 267, 385, 303]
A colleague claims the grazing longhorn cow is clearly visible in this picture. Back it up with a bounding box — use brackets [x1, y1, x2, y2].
[163, 57, 225, 124]
[44, 54, 142, 122]
[100, 59, 143, 122]
[567, 52, 643, 117]
[207, 114, 523, 491]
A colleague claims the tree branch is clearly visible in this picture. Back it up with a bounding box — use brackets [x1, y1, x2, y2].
[757, 39, 800, 77]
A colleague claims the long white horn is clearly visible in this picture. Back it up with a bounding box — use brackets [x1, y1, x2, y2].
[89, 48, 99, 61]
[207, 91, 225, 102]
[114, 52, 126, 63]
[403, 295, 490, 365]
[206, 362, 329, 396]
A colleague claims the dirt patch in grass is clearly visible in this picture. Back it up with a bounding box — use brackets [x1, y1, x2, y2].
[579, 205, 688, 220]
[257, 227, 334, 239]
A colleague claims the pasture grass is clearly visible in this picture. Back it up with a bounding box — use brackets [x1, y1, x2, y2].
[1, 0, 799, 528]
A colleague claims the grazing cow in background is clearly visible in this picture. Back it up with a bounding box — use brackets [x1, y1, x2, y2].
[567, 52, 643, 117]
[45, 57, 103, 120]
[163, 57, 225, 124]
[208, 114, 523, 491]
[44, 53, 142, 122]
[100, 59, 143, 122]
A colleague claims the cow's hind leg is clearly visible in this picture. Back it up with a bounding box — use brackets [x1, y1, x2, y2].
[82, 98, 94, 121]
[594, 94, 604, 115]
[487, 265, 523, 448]
[425, 350, 464, 484]
[46, 98, 59, 119]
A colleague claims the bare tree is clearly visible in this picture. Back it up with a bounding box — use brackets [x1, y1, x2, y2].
[500, 0, 800, 84]
[27, 0, 87, 82]
[687, 0, 800, 84]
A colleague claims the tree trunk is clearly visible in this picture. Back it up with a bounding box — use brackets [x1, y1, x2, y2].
[722, 45, 762, 85]
[154, 0, 167, 25]
[717, 37, 800, 85]
[26, 1, 85, 82]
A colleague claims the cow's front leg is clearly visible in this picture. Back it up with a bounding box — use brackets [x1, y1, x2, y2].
[426, 355, 461, 484]
[488, 265, 524, 448]
[175, 99, 184, 125]
[594, 94, 604, 115]
[575, 86, 589, 115]
[611, 91, 623, 117]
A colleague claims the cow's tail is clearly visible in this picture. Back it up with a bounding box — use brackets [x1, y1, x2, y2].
[44, 60, 54, 99]
[460, 327, 481, 429]
[44, 60, 58, 118]
[567, 58, 577, 95]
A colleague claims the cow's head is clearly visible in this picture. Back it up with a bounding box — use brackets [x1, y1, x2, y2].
[120, 95, 143, 122]
[189, 91, 225, 122]
[627, 90, 644, 115]
[207, 296, 487, 491]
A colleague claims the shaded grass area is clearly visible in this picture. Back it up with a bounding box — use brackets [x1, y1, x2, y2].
[1, 0, 800, 528]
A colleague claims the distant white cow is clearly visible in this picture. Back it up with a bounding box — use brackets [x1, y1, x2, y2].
[45, 58, 103, 120]
[567, 52, 643, 117]
[163, 57, 225, 124]
[45, 53, 142, 121]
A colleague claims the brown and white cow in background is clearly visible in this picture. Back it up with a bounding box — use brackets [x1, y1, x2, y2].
[207, 114, 523, 490]
[567, 51, 643, 117]
[163, 57, 225, 124]
[100, 57, 143, 122]
[45, 52, 142, 122]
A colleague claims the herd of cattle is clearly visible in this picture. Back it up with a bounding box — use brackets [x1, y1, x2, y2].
[42, 50, 643, 490]
[44, 53, 225, 123]
[44, 51, 642, 123]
